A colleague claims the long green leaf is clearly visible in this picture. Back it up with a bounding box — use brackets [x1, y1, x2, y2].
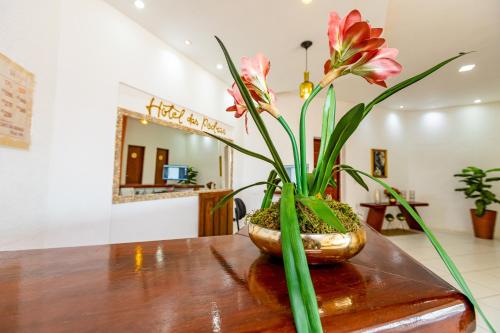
[317, 84, 336, 170]
[215, 36, 289, 183]
[204, 131, 277, 168]
[364, 52, 469, 117]
[486, 168, 500, 173]
[299, 85, 323, 195]
[261, 170, 279, 209]
[281, 183, 322, 332]
[298, 197, 347, 233]
[339, 164, 369, 191]
[311, 103, 365, 194]
[280, 195, 310, 333]
[211, 181, 281, 213]
[344, 167, 496, 333]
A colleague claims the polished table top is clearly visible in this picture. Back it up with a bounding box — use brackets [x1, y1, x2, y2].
[0, 226, 474, 332]
[360, 201, 429, 208]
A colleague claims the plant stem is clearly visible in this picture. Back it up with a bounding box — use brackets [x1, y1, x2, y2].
[299, 85, 323, 196]
[278, 116, 302, 195]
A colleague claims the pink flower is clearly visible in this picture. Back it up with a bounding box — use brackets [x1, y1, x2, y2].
[226, 83, 256, 133]
[226, 83, 248, 118]
[349, 47, 402, 87]
[226, 53, 280, 133]
[240, 53, 277, 110]
[321, 9, 401, 87]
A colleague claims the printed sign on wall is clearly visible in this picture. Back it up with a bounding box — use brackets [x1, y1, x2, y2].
[0, 52, 35, 150]
[118, 83, 233, 140]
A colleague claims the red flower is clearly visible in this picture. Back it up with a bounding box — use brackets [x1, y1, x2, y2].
[350, 47, 402, 87]
[226, 83, 256, 133]
[321, 9, 401, 87]
[226, 53, 280, 133]
[240, 53, 278, 114]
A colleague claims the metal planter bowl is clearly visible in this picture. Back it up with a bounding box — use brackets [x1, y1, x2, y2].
[248, 222, 366, 264]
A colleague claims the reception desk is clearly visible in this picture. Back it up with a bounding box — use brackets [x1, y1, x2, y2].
[0, 226, 474, 332]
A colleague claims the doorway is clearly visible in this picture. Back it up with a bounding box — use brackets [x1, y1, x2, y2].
[125, 145, 145, 184]
[155, 148, 169, 185]
[313, 138, 340, 200]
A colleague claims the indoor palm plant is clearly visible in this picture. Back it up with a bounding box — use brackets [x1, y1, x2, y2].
[455, 166, 500, 239]
[209, 9, 495, 332]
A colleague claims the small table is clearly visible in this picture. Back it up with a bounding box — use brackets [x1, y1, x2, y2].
[0, 225, 474, 332]
[360, 201, 429, 232]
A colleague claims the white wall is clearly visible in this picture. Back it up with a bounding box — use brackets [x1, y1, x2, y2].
[0, 0, 234, 250]
[406, 102, 500, 237]
[0, 0, 61, 249]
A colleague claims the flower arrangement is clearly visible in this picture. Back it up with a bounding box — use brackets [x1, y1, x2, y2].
[208, 9, 494, 333]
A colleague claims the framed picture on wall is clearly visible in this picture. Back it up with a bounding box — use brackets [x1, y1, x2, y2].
[371, 149, 387, 178]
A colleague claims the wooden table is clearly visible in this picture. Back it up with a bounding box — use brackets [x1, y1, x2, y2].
[0, 226, 474, 332]
[360, 202, 429, 232]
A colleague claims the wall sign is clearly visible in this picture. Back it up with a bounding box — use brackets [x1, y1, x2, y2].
[145, 97, 227, 137]
[0, 52, 35, 150]
[117, 83, 233, 140]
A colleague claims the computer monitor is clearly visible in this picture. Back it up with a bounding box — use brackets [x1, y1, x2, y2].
[162, 164, 188, 181]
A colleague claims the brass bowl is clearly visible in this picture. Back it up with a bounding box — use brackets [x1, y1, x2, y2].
[248, 222, 366, 264]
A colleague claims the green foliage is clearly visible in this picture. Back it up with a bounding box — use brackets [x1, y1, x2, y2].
[310, 53, 467, 197]
[297, 196, 347, 233]
[261, 170, 280, 209]
[179, 167, 198, 185]
[280, 183, 322, 332]
[250, 199, 361, 233]
[454, 166, 500, 216]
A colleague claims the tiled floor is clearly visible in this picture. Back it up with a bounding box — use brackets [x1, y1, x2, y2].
[386, 230, 500, 332]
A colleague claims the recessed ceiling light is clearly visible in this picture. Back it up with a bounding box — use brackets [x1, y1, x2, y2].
[216, 64, 223, 70]
[134, 0, 145, 9]
[302, 0, 313, 4]
[399, 105, 404, 109]
[474, 99, 481, 104]
[184, 40, 191, 46]
[458, 64, 475, 72]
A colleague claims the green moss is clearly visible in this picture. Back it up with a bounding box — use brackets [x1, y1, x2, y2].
[249, 199, 361, 233]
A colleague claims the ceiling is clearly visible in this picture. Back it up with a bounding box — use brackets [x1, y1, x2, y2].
[105, 0, 500, 110]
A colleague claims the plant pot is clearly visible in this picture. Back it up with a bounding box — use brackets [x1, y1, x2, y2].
[470, 209, 497, 239]
[248, 222, 366, 264]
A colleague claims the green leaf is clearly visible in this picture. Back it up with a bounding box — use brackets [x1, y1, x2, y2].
[281, 183, 322, 333]
[317, 84, 336, 170]
[486, 168, 500, 173]
[340, 164, 369, 191]
[211, 181, 281, 213]
[215, 36, 289, 183]
[485, 177, 500, 182]
[311, 103, 365, 194]
[454, 188, 468, 192]
[261, 170, 280, 209]
[341, 167, 496, 332]
[364, 52, 470, 116]
[204, 132, 277, 168]
[297, 197, 347, 233]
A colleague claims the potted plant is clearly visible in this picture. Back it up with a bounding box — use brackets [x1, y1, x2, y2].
[455, 166, 500, 239]
[179, 167, 198, 185]
[208, 9, 494, 332]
